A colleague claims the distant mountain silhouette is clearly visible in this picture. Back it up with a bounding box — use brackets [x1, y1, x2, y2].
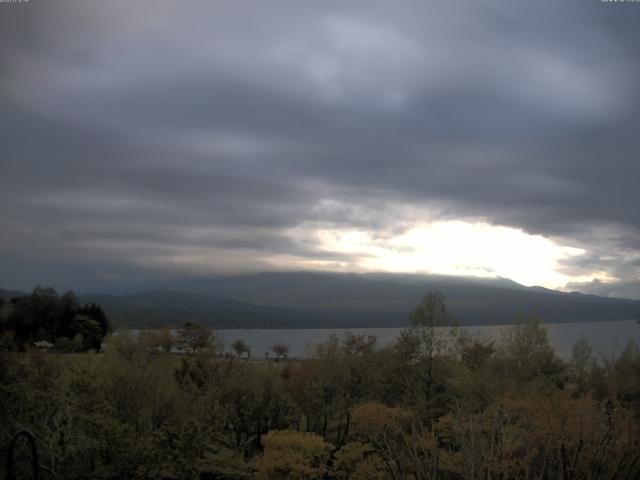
[0, 288, 28, 301]
[77, 290, 327, 329]
[3, 272, 640, 328]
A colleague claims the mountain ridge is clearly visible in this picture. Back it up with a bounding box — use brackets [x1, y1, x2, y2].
[2, 272, 640, 328]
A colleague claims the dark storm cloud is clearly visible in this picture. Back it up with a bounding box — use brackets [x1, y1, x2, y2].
[1, 0, 640, 296]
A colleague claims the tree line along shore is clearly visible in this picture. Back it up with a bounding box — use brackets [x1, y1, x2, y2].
[1, 289, 640, 479]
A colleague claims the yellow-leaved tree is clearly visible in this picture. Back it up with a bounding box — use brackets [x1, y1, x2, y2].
[256, 430, 333, 480]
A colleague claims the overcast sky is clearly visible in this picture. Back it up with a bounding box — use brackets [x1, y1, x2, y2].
[1, 0, 640, 297]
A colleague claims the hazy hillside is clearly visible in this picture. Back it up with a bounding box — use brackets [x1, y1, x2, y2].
[77, 290, 324, 329]
[172, 272, 640, 326]
[4, 273, 640, 328]
[0, 288, 27, 301]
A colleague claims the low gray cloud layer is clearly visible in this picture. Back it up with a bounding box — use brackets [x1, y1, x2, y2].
[1, 0, 640, 296]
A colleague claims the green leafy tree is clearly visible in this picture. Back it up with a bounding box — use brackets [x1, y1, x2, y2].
[231, 338, 251, 358]
[3, 287, 110, 351]
[570, 337, 599, 394]
[497, 318, 566, 387]
[77, 302, 111, 338]
[407, 291, 457, 401]
[457, 329, 495, 370]
[177, 320, 220, 353]
[71, 314, 102, 350]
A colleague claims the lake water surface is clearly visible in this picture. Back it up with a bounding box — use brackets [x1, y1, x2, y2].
[214, 320, 640, 359]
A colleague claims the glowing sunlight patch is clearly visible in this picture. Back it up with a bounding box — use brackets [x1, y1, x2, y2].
[312, 221, 587, 289]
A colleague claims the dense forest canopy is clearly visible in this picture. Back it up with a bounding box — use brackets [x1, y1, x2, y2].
[1, 291, 639, 479]
[0, 286, 111, 352]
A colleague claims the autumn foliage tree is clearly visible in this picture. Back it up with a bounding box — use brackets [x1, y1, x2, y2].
[256, 430, 333, 480]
